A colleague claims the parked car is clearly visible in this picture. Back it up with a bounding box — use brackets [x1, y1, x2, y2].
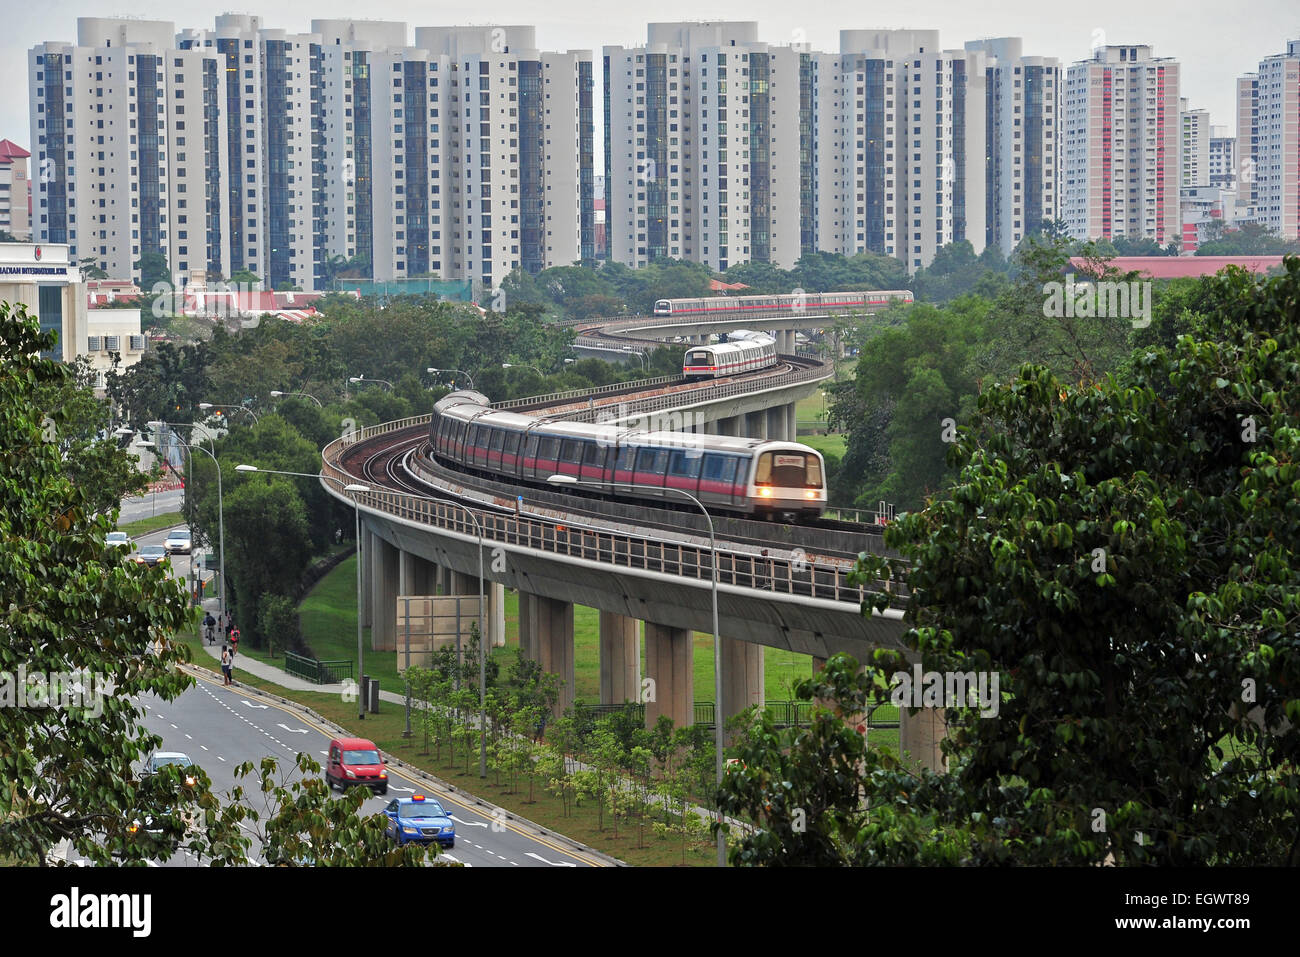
[106, 531, 130, 548]
[324, 737, 388, 794]
[385, 794, 455, 848]
[163, 528, 192, 554]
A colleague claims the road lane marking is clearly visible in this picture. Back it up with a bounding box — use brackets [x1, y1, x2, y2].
[525, 852, 576, 867]
[242, 700, 269, 710]
[276, 723, 310, 734]
[216, 755, 226, 762]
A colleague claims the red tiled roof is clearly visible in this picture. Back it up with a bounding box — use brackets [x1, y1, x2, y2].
[709, 278, 750, 291]
[1069, 256, 1286, 280]
[0, 139, 31, 162]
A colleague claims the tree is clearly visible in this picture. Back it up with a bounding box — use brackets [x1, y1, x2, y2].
[721, 257, 1300, 865]
[78, 257, 109, 281]
[229, 268, 262, 287]
[1196, 221, 1300, 257]
[222, 478, 312, 647]
[134, 251, 171, 292]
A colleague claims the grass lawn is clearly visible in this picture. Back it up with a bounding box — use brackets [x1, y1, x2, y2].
[121, 512, 186, 537]
[800, 433, 847, 460]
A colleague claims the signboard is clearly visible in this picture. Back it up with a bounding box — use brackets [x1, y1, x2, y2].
[774, 454, 805, 468]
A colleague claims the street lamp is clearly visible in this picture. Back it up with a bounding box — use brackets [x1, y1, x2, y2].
[142, 422, 228, 623]
[269, 390, 323, 408]
[546, 473, 725, 866]
[235, 465, 371, 719]
[620, 348, 648, 373]
[427, 367, 475, 391]
[199, 402, 259, 424]
[348, 376, 394, 391]
[501, 362, 543, 377]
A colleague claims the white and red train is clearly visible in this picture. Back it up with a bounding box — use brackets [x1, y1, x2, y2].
[653, 290, 913, 317]
[429, 391, 827, 519]
[683, 331, 778, 380]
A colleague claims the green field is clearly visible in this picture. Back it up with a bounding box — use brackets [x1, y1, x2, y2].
[120, 511, 186, 537]
[800, 433, 847, 459]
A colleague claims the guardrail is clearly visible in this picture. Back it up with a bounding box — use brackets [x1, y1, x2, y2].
[285, 651, 354, 685]
[491, 374, 678, 410]
[320, 445, 901, 607]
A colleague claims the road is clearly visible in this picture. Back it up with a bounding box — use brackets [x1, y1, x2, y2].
[93, 525, 605, 868]
[119, 488, 185, 524]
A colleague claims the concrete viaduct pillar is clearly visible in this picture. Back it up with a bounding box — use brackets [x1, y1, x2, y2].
[720, 635, 764, 730]
[643, 622, 693, 729]
[716, 415, 740, 437]
[370, 535, 400, 651]
[599, 611, 641, 705]
[745, 410, 767, 441]
[359, 526, 374, 629]
[520, 593, 575, 715]
[446, 570, 504, 648]
[899, 708, 948, 773]
[398, 550, 438, 599]
[766, 406, 787, 442]
[787, 403, 798, 441]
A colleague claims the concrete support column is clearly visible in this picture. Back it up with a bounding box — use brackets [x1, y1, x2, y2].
[643, 622, 694, 729]
[766, 406, 787, 442]
[717, 415, 739, 437]
[398, 550, 437, 598]
[786, 402, 798, 442]
[522, 594, 575, 715]
[719, 635, 764, 730]
[899, 707, 948, 773]
[745, 410, 767, 440]
[598, 611, 641, 705]
[370, 535, 399, 651]
[490, 581, 506, 648]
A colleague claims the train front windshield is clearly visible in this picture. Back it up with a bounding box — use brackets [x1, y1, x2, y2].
[756, 452, 823, 489]
[686, 350, 711, 365]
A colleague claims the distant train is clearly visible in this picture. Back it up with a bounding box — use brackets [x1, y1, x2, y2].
[683, 332, 778, 380]
[429, 391, 827, 520]
[653, 290, 914, 317]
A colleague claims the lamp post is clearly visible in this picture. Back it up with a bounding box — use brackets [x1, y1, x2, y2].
[141, 422, 227, 623]
[269, 390, 323, 408]
[620, 348, 648, 373]
[501, 362, 543, 377]
[235, 465, 370, 719]
[427, 367, 475, 391]
[199, 402, 259, 424]
[348, 376, 394, 392]
[546, 473, 726, 866]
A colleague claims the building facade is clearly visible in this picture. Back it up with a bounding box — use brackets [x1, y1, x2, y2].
[1064, 44, 1181, 245]
[0, 139, 32, 240]
[1236, 40, 1300, 239]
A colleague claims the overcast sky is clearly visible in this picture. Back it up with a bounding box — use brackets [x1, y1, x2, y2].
[4, 1, 1298, 159]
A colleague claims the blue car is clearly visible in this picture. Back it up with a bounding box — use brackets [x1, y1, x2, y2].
[384, 794, 455, 849]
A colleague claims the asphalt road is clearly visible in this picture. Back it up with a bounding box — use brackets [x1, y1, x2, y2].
[108, 526, 603, 868]
[119, 488, 185, 524]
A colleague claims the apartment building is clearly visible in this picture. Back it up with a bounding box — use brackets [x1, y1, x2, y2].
[1064, 44, 1181, 244]
[1236, 40, 1300, 239]
[1181, 103, 1210, 187]
[1208, 126, 1235, 189]
[29, 18, 229, 287]
[0, 139, 31, 239]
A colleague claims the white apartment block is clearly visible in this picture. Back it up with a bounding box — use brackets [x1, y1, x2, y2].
[1236, 40, 1300, 240]
[29, 19, 230, 289]
[30, 17, 593, 294]
[965, 38, 1061, 257]
[1181, 104, 1210, 187]
[1208, 126, 1235, 189]
[1064, 44, 1182, 245]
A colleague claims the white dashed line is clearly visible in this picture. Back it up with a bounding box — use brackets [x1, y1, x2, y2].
[216, 755, 226, 762]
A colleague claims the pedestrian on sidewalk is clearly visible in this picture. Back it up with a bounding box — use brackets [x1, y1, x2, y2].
[220, 645, 231, 686]
[202, 612, 216, 645]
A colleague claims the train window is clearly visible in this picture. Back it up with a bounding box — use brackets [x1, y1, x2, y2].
[538, 436, 560, 461]
[489, 428, 505, 452]
[503, 432, 520, 457]
[668, 449, 702, 479]
[686, 350, 711, 364]
[806, 456, 823, 488]
[468, 424, 482, 449]
[615, 446, 636, 472]
[701, 453, 737, 485]
[524, 433, 540, 461]
[582, 443, 606, 469]
[560, 439, 582, 464]
[634, 447, 669, 477]
[756, 452, 807, 488]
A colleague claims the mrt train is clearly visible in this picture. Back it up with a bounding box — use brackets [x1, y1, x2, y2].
[653, 290, 913, 316]
[429, 391, 827, 519]
[683, 332, 778, 380]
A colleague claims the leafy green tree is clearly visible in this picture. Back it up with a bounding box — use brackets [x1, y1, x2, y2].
[222, 478, 312, 647]
[723, 258, 1300, 865]
[1196, 221, 1300, 256]
[133, 251, 172, 292]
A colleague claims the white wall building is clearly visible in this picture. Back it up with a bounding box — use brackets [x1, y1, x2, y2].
[1236, 40, 1300, 240]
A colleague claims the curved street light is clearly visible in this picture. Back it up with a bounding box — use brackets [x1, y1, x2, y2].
[547, 473, 725, 867]
[619, 348, 648, 373]
[501, 362, 544, 377]
[235, 464, 371, 720]
[269, 390, 323, 408]
[199, 402, 259, 424]
[348, 376, 394, 392]
[427, 367, 475, 391]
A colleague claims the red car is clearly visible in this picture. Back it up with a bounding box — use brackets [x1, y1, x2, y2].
[324, 737, 388, 795]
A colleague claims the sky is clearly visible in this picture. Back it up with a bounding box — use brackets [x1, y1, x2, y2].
[4, 0, 1298, 159]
